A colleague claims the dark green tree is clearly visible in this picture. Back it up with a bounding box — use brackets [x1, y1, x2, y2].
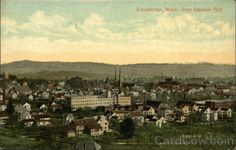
[38, 127, 65, 150]
[188, 112, 201, 123]
[144, 82, 154, 92]
[110, 117, 120, 131]
[61, 102, 71, 113]
[6, 99, 14, 114]
[120, 117, 135, 139]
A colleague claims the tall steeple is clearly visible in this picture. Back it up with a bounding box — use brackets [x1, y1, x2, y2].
[114, 68, 121, 107]
[118, 68, 122, 93]
[114, 68, 117, 81]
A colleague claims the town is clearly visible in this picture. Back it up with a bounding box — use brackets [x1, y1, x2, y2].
[0, 70, 235, 150]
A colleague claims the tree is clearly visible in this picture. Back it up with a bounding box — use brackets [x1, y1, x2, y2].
[6, 99, 14, 114]
[188, 112, 201, 123]
[61, 102, 71, 113]
[9, 75, 17, 80]
[38, 127, 65, 150]
[110, 117, 120, 131]
[120, 117, 135, 139]
[144, 82, 154, 92]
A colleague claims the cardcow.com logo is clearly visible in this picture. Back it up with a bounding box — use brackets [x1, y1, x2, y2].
[155, 132, 236, 146]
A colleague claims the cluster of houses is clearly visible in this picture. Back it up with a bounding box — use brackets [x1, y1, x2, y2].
[70, 115, 110, 137]
[201, 100, 233, 121]
[15, 103, 52, 127]
[0, 88, 8, 126]
[0, 72, 235, 138]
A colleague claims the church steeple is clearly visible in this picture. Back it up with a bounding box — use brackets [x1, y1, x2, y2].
[118, 68, 122, 93]
[114, 68, 117, 81]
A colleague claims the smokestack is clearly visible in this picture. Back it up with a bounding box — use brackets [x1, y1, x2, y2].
[114, 68, 117, 81]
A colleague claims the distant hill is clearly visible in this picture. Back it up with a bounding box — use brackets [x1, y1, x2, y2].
[1, 60, 235, 80]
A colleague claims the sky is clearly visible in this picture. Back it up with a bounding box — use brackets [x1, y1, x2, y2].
[1, 0, 235, 64]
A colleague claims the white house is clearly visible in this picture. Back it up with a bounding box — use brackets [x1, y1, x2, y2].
[28, 94, 34, 101]
[192, 104, 199, 112]
[219, 108, 232, 119]
[181, 105, 190, 116]
[202, 106, 232, 121]
[42, 91, 50, 99]
[34, 114, 52, 126]
[0, 104, 7, 112]
[66, 114, 74, 124]
[109, 111, 125, 121]
[226, 108, 232, 118]
[23, 103, 31, 111]
[143, 107, 155, 116]
[15, 105, 32, 121]
[202, 107, 213, 121]
[59, 81, 65, 87]
[176, 115, 186, 123]
[12, 93, 18, 100]
[210, 108, 220, 121]
[40, 104, 48, 111]
[22, 119, 34, 127]
[158, 109, 172, 118]
[97, 115, 109, 132]
[155, 117, 166, 128]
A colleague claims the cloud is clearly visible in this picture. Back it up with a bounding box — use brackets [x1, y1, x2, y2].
[1, 17, 17, 34]
[128, 14, 234, 41]
[74, 13, 235, 42]
[29, 10, 66, 28]
[1, 10, 81, 38]
[82, 13, 105, 28]
[74, 13, 123, 41]
[1, 17, 16, 26]
[2, 10, 234, 42]
[20, 11, 67, 33]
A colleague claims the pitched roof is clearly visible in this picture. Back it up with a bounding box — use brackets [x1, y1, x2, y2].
[14, 86, 31, 92]
[143, 106, 153, 111]
[222, 108, 231, 111]
[201, 107, 212, 113]
[146, 100, 162, 108]
[74, 118, 102, 131]
[146, 115, 157, 121]
[75, 141, 101, 150]
[175, 100, 195, 109]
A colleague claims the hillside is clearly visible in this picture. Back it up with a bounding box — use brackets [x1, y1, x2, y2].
[1, 60, 235, 80]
